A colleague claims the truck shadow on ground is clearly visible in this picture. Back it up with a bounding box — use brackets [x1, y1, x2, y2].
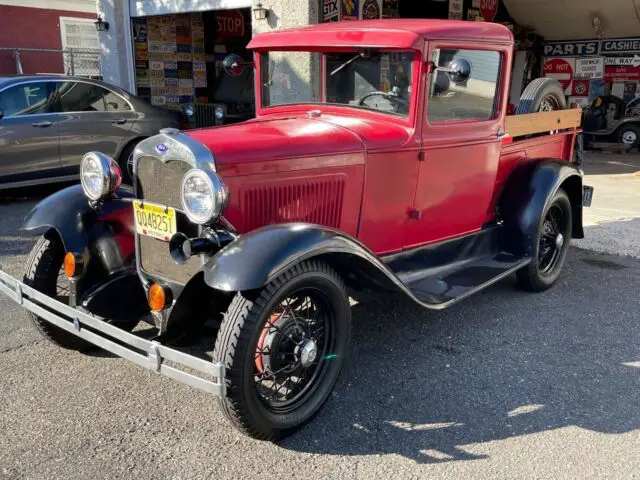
[281, 249, 640, 463]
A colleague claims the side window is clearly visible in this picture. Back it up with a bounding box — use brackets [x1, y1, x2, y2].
[57, 81, 105, 112]
[104, 90, 131, 112]
[0, 82, 53, 117]
[428, 49, 501, 123]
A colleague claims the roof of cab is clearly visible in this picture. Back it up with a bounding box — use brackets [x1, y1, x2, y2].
[247, 19, 514, 51]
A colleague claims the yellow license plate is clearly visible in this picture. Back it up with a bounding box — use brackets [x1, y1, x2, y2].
[133, 201, 177, 241]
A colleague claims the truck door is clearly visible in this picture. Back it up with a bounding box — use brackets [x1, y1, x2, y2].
[408, 44, 509, 248]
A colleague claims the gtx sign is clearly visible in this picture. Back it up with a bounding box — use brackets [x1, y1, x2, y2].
[480, 0, 498, 21]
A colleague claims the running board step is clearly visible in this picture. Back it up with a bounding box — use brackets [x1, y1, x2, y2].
[404, 253, 530, 308]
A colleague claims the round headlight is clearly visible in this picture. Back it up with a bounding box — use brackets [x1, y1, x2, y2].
[214, 106, 224, 120]
[180, 169, 228, 224]
[184, 104, 194, 117]
[80, 152, 121, 201]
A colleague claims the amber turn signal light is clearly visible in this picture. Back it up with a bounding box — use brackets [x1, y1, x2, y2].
[148, 283, 171, 312]
[64, 252, 83, 279]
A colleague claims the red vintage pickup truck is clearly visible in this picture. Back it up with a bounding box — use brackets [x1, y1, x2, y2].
[0, 19, 591, 440]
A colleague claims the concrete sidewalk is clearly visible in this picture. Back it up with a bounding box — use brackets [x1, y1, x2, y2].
[572, 151, 640, 258]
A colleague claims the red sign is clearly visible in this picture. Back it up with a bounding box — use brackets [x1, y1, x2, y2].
[216, 10, 244, 39]
[604, 66, 640, 81]
[571, 79, 589, 97]
[480, 0, 498, 21]
[544, 58, 573, 90]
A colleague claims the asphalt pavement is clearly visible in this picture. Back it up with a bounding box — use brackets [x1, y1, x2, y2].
[1, 190, 639, 479]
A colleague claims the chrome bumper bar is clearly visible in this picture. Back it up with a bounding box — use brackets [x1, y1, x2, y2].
[0, 268, 225, 396]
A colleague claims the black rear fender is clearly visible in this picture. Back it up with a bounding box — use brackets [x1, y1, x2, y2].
[22, 184, 136, 274]
[203, 224, 401, 293]
[499, 159, 584, 257]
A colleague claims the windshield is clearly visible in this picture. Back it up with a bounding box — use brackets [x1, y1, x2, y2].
[260, 50, 414, 116]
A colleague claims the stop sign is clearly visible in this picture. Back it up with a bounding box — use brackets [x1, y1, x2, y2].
[480, 0, 498, 21]
[544, 58, 573, 90]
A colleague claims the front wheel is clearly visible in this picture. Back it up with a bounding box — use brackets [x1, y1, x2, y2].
[617, 124, 640, 149]
[214, 260, 351, 440]
[23, 233, 93, 352]
[516, 189, 572, 292]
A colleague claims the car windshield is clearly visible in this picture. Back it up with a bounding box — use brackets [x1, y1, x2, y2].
[260, 50, 414, 116]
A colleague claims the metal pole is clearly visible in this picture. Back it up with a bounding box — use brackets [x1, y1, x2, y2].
[69, 49, 74, 75]
[14, 50, 23, 74]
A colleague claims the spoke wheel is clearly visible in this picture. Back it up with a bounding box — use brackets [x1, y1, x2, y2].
[214, 260, 351, 440]
[516, 188, 572, 292]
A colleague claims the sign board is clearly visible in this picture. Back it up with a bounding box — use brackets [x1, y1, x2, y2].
[600, 38, 640, 55]
[605, 55, 640, 67]
[216, 10, 244, 38]
[448, 0, 463, 19]
[544, 58, 574, 92]
[360, 0, 382, 19]
[480, 0, 498, 22]
[323, 0, 339, 21]
[542, 41, 599, 57]
[575, 57, 604, 79]
[571, 79, 590, 97]
[604, 66, 640, 82]
[342, 0, 359, 20]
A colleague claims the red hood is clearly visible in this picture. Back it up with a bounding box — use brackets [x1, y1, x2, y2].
[186, 113, 412, 168]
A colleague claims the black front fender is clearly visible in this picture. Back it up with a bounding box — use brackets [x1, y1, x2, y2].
[499, 159, 584, 257]
[203, 224, 398, 292]
[22, 184, 135, 270]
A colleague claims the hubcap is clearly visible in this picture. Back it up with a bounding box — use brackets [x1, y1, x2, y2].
[555, 233, 564, 249]
[622, 130, 637, 145]
[299, 339, 318, 368]
[538, 204, 566, 274]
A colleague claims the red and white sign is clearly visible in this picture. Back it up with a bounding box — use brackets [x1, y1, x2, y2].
[216, 10, 244, 39]
[571, 79, 590, 97]
[544, 58, 574, 91]
[604, 66, 640, 81]
[480, 0, 498, 21]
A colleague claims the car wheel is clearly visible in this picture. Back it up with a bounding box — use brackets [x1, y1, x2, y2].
[617, 124, 640, 148]
[516, 189, 572, 292]
[214, 260, 351, 440]
[516, 78, 567, 114]
[118, 140, 143, 185]
[23, 233, 93, 352]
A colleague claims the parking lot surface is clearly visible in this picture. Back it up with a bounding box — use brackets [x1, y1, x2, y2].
[1, 186, 640, 479]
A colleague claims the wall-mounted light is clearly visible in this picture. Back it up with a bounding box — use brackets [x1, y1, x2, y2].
[252, 3, 270, 21]
[94, 15, 109, 32]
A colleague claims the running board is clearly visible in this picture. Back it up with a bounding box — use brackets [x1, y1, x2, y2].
[401, 253, 530, 309]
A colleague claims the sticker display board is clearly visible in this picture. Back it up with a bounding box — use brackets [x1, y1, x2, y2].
[133, 12, 207, 109]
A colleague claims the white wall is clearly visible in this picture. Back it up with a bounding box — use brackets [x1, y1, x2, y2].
[98, 0, 135, 92]
[130, 0, 251, 17]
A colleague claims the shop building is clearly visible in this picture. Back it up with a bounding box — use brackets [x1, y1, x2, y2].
[98, 0, 640, 126]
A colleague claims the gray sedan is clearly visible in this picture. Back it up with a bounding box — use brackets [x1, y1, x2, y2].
[0, 75, 185, 188]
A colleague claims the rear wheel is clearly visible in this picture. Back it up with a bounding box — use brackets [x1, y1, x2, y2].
[516, 189, 572, 292]
[214, 260, 351, 440]
[23, 233, 93, 352]
[617, 124, 640, 148]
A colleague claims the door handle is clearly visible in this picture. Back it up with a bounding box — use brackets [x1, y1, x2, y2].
[112, 118, 127, 125]
[32, 120, 52, 128]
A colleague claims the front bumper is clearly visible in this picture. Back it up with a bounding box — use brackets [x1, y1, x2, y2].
[0, 268, 225, 396]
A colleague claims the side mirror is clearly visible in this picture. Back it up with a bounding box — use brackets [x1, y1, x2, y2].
[223, 54, 252, 77]
[437, 58, 472, 85]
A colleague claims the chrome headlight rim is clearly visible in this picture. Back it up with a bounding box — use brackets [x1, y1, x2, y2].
[180, 168, 228, 225]
[80, 152, 122, 201]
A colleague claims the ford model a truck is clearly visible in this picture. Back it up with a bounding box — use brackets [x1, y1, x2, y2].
[0, 20, 591, 440]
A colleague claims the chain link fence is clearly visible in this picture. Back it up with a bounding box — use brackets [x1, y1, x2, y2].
[0, 47, 101, 78]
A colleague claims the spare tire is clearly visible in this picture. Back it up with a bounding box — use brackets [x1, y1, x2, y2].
[516, 78, 567, 114]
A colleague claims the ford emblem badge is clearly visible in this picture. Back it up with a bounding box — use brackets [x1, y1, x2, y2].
[156, 143, 168, 153]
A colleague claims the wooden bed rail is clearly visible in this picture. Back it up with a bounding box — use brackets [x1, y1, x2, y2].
[505, 109, 582, 138]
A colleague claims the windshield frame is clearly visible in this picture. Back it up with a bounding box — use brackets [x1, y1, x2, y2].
[255, 48, 421, 125]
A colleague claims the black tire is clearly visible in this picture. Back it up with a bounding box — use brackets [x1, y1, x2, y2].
[23, 233, 93, 352]
[516, 78, 567, 114]
[214, 260, 351, 440]
[516, 189, 572, 292]
[118, 139, 143, 185]
[616, 124, 640, 148]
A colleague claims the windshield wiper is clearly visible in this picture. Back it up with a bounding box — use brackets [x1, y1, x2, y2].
[330, 52, 365, 77]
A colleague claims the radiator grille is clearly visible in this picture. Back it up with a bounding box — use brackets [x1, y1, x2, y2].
[136, 156, 190, 210]
[241, 178, 345, 232]
[135, 155, 198, 283]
